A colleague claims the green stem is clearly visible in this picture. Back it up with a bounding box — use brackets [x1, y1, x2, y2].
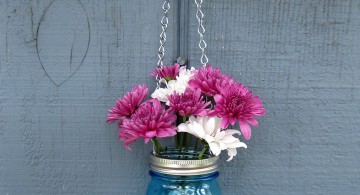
[175, 134, 179, 149]
[181, 116, 188, 155]
[175, 113, 181, 150]
[179, 133, 184, 153]
[185, 133, 190, 152]
[152, 138, 163, 154]
[198, 144, 209, 159]
[194, 138, 199, 152]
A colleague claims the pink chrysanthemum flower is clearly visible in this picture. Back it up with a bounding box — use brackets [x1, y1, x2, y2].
[106, 84, 148, 123]
[188, 65, 234, 96]
[151, 63, 180, 81]
[214, 82, 266, 140]
[119, 99, 177, 148]
[168, 88, 211, 117]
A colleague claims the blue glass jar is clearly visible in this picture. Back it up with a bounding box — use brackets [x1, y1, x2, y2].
[147, 171, 221, 195]
[146, 149, 221, 195]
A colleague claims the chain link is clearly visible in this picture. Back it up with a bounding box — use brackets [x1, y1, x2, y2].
[157, 0, 170, 68]
[155, 0, 171, 89]
[195, 0, 208, 66]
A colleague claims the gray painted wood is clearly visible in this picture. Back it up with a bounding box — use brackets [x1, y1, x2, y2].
[188, 0, 360, 194]
[0, 0, 359, 194]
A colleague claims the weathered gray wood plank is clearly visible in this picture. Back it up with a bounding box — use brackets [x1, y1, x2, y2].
[188, 0, 360, 194]
[0, 0, 176, 194]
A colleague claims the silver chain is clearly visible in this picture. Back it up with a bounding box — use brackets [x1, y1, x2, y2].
[157, 0, 170, 68]
[195, 0, 208, 66]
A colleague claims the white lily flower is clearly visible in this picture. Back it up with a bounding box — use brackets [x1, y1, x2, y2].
[178, 116, 247, 161]
[151, 66, 195, 105]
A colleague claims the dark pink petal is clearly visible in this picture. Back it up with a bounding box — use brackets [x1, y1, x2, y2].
[119, 98, 177, 148]
[150, 69, 158, 77]
[146, 131, 157, 138]
[221, 117, 230, 129]
[214, 94, 222, 103]
[201, 81, 210, 90]
[248, 119, 259, 126]
[144, 137, 151, 144]
[239, 120, 251, 140]
[197, 110, 208, 116]
[168, 88, 211, 117]
[119, 131, 137, 151]
[207, 110, 217, 116]
[179, 110, 185, 116]
[189, 65, 234, 96]
[157, 130, 173, 138]
[213, 81, 265, 139]
[106, 112, 120, 123]
[229, 117, 237, 125]
[150, 63, 180, 79]
[107, 84, 148, 123]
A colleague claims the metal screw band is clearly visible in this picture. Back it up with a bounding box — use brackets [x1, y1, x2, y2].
[149, 151, 220, 176]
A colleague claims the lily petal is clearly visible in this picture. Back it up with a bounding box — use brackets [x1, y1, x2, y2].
[226, 148, 237, 161]
[226, 142, 247, 149]
[192, 123, 206, 138]
[219, 141, 227, 150]
[209, 142, 221, 156]
[221, 136, 240, 144]
[205, 117, 216, 135]
[178, 123, 190, 133]
[225, 129, 241, 136]
[214, 129, 226, 140]
[205, 134, 215, 143]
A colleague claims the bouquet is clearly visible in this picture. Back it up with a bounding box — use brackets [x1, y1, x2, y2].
[107, 64, 265, 161]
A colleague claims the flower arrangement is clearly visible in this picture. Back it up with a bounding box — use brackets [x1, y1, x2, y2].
[107, 64, 265, 161]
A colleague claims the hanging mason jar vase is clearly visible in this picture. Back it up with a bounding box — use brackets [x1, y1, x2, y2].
[105, 0, 266, 194]
[146, 148, 221, 195]
[146, 0, 223, 193]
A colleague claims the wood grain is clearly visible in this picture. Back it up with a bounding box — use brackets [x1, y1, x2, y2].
[36, 0, 90, 86]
